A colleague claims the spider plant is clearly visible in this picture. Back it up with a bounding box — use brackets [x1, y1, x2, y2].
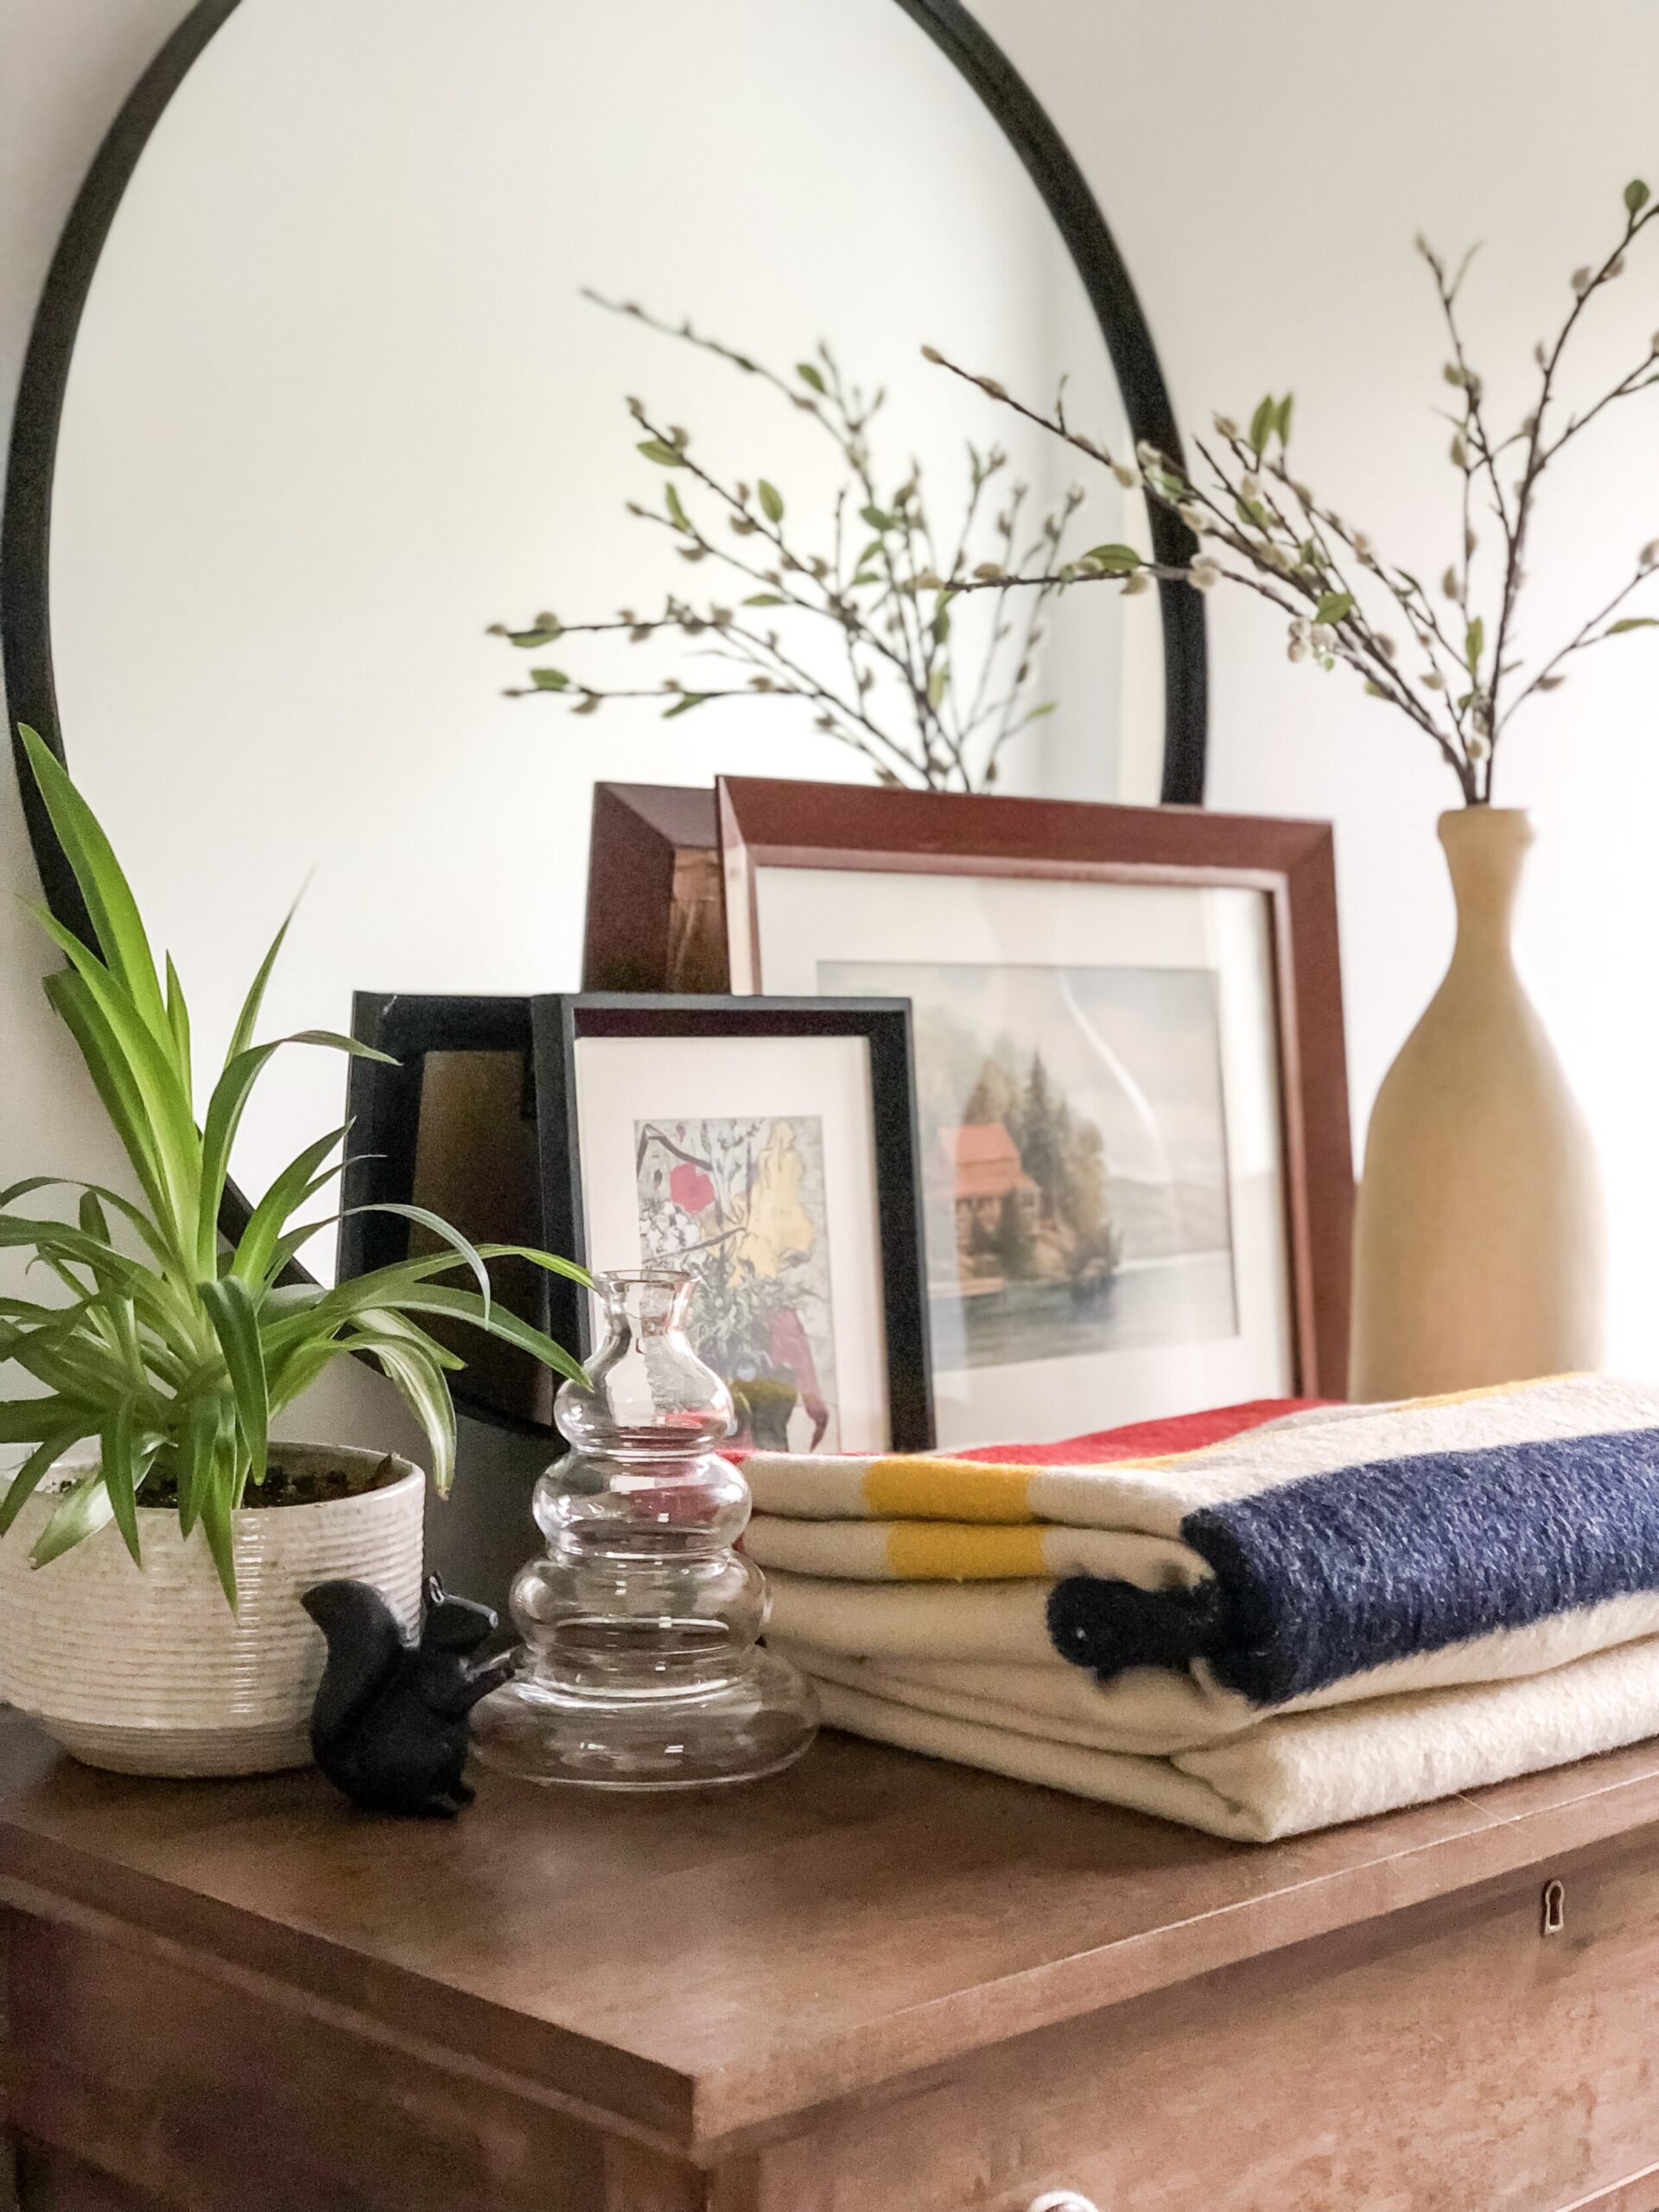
[1, 725, 588, 1605]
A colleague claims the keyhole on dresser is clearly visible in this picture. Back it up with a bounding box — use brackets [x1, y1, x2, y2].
[1541, 1878, 1567, 1936]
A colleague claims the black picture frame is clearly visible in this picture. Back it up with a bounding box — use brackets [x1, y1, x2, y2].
[341, 993, 935, 1452]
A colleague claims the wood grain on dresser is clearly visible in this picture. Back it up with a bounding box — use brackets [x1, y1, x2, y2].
[3, 1715, 1659, 2209]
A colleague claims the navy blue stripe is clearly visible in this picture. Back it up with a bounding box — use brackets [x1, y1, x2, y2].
[1177, 1424, 1659, 1704]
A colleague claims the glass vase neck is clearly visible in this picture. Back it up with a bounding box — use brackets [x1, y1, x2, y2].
[556, 1268, 734, 1460]
[601, 1270, 694, 1332]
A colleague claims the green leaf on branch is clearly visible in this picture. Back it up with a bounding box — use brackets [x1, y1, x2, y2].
[664, 482, 690, 530]
[1605, 616, 1659, 633]
[1465, 615, 1484, 670]
[531, 668, 570, 690]
[1274, 394, 1294, 443]
[1249, 396, 1275, 455]
[758, 480, 785, 524]
[742, 593, 785, 607]
[861, 505, 898, 532]
[926, 666, 948, 709]
[1314, 592, 1355, 623]
[1082, 543, 1142, 575]
[638, 440, 685, 467]
[504, 626, 561, 648]
[1236, 498, 1271, 531]
[662, 693, 711, 719]
[1627, 180, 1651, 213]
[796, 363, 826, 393]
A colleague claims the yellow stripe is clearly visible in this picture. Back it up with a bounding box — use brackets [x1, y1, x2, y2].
[863, 1457, 1038, 1522]
[886, 1521, 1051, 1579]
[1386, 1376, 1580, 1414]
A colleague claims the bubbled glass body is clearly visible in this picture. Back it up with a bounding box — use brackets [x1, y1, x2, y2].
[471, 1270, 818, 1788]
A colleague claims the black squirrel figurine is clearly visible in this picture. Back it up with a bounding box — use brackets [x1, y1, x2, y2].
[302, 1574, 514, 1816]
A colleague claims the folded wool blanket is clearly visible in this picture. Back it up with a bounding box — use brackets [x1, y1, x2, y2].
[797, 1630, 1659, 1842]
[752, 1376, 1659, 1730]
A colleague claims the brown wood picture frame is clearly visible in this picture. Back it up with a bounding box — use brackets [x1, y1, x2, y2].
[582, 784, 728, 994]
[717, 775, 1352, 1400]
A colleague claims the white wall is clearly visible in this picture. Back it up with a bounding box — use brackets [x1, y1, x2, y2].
[7, 0, 1659, 1500]
[975, 0, 1659, 1380]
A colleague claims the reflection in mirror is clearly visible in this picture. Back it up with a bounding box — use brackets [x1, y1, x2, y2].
[36, 0, 1174, 1279]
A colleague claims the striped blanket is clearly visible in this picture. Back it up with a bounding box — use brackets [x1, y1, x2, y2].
[748, 1376, 1659, 1840]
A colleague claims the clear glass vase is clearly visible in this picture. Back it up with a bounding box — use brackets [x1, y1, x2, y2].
[471, 1269, 819, 1789]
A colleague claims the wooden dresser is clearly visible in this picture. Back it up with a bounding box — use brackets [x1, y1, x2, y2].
[3, 1712, 1659, 2210]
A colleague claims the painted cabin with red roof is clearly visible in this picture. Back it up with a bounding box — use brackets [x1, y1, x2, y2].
[934, 1121, 1039, 1255]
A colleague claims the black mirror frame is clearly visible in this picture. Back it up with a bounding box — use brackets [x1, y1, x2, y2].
[0, 0, 1208, 1272]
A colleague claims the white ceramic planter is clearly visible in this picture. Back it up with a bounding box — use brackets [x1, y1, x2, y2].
[0, 1440, 424, 1777]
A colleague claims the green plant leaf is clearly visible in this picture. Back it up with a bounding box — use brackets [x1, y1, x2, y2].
[1249, 397, 1275, 455]
[1627, 179, 1651, 213]
[175, 1393, 220, 1537]
[1605, 617, 1659, 634]
[163, 954, 192, 1109]
[531, 667, 569, 690]
[637, 440, 684, 466]
[232, 1123, 351, 1286]
[30, 1465, 114, 1567]
[0, 1397, 98, 1446]
[1082, 543, 1142, 575]
[19, 727, 168, 1041]
[662, 693, 709, 719]
[346, 1203, 493, 1325]
[1314, 592, 1356, 623]
[358, 1314, 457, 1494]
[758, 480, 785, 524]
[225, 904, 296, 1069]
[200, 1273, 268, 1485]
[30, 907, 199, 1234]
[196, 1445, 240, 1610]
[0, 1427, 89, 1538]
[795, 362, 826, 393]
[1274, 393, 1294, 443]
[197, 1033, 391, 1269]
[384, 1285, 588, 1388]
[664, 481, 690, 530]
[1465, 615, 1485, 669]
[860, 505, 897, 532]
[741, 594, 785, 607]
[100, 1399, 149, 1567]
[39, 971, 175, 1238]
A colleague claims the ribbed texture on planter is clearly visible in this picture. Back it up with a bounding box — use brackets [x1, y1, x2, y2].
[0, 1441, 424, 1777]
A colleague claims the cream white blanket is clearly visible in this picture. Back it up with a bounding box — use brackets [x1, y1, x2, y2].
[791, 1633, 1659, 1841]
[751, 1377, 1659, 1836]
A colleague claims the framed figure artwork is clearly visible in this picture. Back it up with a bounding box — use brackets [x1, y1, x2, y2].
[536, 996, 931, 1454]
[716, 777, 1351, 1452]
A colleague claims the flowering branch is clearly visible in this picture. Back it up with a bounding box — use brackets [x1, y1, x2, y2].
[491, 297, 1101, 793]
[922, 175, 1659, 804]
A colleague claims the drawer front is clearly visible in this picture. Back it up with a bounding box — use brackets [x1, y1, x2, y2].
[3, 1917, 705, 2212]
[747, 1830, 1659, 2212]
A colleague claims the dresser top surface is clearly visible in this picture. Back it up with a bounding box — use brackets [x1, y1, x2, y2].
[1, 1715, 1656, 2149]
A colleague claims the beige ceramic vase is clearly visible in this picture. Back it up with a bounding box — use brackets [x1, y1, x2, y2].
[1349, 807, 1605, 1401]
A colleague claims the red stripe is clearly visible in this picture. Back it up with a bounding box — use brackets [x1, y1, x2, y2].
[952, 1398, 1327, 1468]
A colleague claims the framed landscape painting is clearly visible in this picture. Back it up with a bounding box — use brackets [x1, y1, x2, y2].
[718, 778, 1351, 1450]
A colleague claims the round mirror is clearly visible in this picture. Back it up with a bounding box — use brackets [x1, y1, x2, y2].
[4, 0, 1203, 1284]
